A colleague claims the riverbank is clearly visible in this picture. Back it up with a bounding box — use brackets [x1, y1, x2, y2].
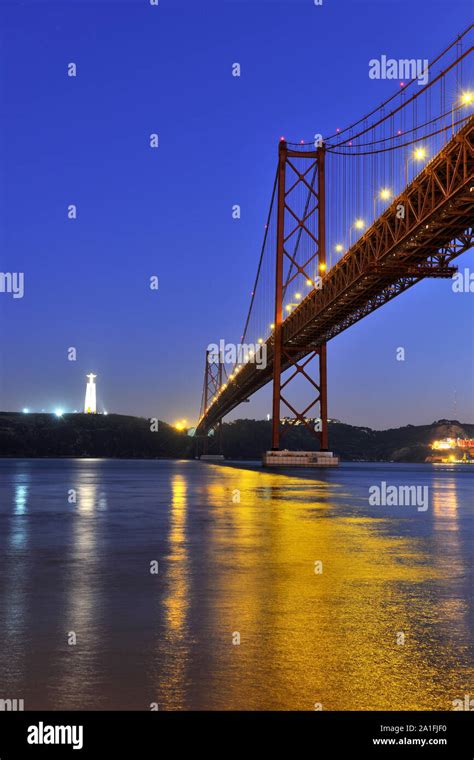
[0, 412, 472, 462]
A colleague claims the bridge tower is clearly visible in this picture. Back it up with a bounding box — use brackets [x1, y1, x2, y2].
[199, 349, 224, 459]
[266, 140, 336, 466]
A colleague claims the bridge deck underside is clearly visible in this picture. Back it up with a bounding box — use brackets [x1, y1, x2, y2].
[197, 119, 474, 434]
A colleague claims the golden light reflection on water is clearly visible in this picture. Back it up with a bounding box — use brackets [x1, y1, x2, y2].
[429, 476, 471, 683]
[157, 465, 472, 710]
[2, 460, 470, 710]
[164, 474, 188, 634]
[432, 477, 458, 521]
[157, 472, 191, 707]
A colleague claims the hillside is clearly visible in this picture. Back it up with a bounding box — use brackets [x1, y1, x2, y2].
[0, 412, 472, 462]
[0, 413, 191, 459]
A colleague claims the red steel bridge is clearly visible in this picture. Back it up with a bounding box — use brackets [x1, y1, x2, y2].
[196, 26, 474, 455]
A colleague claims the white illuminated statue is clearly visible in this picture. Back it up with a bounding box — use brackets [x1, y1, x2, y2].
[84, 373, 97, 414]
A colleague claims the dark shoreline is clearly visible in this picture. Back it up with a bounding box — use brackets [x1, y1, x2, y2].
[0, 412, 473, 464]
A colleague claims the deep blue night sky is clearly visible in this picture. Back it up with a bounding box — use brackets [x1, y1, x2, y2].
[0, 0, 472, 428]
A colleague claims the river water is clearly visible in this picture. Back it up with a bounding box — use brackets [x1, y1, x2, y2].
[0, 458, 472, 710]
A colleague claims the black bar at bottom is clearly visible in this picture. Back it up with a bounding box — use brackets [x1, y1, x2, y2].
[0, 711, 472, 757]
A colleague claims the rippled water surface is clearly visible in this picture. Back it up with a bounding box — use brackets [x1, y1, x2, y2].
[0, 458, 472, 710]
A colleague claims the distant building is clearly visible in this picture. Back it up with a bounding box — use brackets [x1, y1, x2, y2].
[426, 437, 474, 463]
[280, 416, 341, 425]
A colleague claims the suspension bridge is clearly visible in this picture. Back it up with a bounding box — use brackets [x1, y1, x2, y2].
[196, 26, 474, 465]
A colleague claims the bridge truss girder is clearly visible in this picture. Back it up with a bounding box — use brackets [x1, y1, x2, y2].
[196, 118, 474, 436]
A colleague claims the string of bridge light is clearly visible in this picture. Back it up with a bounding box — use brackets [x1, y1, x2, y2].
[321, 92, 474, 276]
[206, 122, 474, 405]
[204, 88, 474, 408]
[224, 35, 474, 394]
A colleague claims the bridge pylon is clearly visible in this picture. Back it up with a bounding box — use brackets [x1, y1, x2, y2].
[266, 139, 337, 467]
[198, 349, 224, 460]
